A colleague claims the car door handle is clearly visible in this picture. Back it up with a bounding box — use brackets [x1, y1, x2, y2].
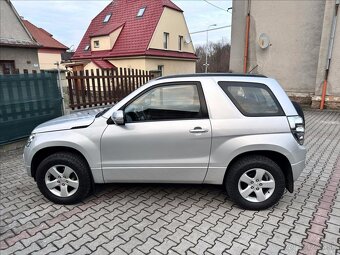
[189, 127, 209, 134]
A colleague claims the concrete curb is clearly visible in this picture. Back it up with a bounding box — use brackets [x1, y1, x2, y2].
[0, 139, 26, 157]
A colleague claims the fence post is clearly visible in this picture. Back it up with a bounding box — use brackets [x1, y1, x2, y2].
[79, 70, 87, 108]
[56, 62, 65, 115]
[67, 72, 75, 110]
[96, 69, 102, 106]
[85, 70, 92, 107]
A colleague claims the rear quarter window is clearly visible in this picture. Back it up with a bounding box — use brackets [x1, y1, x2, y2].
[218, 81, 284, 117]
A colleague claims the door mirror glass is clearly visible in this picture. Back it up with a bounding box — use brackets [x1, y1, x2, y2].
[111, 110, 125, 125]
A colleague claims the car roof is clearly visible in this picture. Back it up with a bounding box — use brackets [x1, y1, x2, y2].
[156, 73, 267, 80]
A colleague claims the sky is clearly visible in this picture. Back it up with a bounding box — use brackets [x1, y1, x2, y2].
[12, 0, 232, 51]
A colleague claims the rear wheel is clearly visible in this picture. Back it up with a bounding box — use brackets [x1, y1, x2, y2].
[36, 152, 92, 204]
[225, 155, 285, 210]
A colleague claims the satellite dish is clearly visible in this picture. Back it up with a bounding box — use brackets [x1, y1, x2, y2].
[184, 35, 192, 44]
[258, 33, 270, 49]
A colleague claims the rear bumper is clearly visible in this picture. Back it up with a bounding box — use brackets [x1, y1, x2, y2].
[291, 159, 306, 181]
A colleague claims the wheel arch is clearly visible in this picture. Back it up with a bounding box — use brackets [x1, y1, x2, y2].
[31, 146, 94, 187]
[223, 150, 294, 193]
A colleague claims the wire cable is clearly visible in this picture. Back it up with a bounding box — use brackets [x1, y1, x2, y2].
[202, 0, 229, 12]
[190, 25, 231, 35]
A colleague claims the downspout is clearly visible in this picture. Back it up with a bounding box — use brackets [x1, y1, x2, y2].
[320, 0, 339, 110]
[243, 0, 251, 73]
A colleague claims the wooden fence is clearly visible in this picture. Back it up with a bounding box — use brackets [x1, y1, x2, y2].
[66, 68, 154, 109]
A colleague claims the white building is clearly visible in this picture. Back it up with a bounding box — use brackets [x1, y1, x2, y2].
[230, 0, 340, 109]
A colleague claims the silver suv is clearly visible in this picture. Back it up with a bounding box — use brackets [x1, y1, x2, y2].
[24, 74, 306, 210]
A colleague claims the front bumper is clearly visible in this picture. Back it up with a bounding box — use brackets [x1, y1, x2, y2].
[23, 146, 33, 177]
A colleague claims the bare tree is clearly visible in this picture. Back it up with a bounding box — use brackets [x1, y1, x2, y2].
[195, 39, 231, 73]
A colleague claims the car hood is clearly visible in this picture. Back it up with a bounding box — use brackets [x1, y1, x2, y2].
[33, 112, 97, 134]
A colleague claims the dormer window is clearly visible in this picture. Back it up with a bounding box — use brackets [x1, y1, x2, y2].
[103, 14, 111, 23]
[137, 7, 146, 17]
[84, 45, 90, 51]
[94, 40, 100, 48]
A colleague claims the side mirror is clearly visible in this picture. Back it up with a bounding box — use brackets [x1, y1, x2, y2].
[111, 110, 125, 125]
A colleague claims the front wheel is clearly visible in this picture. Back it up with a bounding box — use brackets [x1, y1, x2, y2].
[225, 155, 285, 210]
[36, 152, 92, 204]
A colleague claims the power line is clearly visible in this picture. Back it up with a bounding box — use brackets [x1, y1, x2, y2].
[202, 0, 230, 12]
[190, 25, 231, 35]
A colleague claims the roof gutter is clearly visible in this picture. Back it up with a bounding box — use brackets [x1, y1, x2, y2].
[0, 42, 41, 49]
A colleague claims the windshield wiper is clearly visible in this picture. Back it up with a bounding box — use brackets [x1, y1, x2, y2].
[95, 108, 110, 118]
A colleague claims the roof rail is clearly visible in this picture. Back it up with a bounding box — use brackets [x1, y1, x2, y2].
[156, 73, 267, 80]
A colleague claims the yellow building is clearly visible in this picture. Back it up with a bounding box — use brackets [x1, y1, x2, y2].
[22, 19, 68, 70]
[71, 0, 197, 76]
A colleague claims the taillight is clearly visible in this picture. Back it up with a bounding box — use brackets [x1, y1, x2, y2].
[287, 116, 305, 145]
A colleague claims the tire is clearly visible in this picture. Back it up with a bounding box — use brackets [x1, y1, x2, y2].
[291, 101, 305, 123]
[36, 152, 92, 204]
[225, 155, 285, 210]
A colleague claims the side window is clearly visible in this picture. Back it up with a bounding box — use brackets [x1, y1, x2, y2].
[124, 84, 204, 122]
[218, 81, 284, 116]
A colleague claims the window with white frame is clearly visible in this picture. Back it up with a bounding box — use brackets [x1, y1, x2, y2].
[178, 36, 183, 51]
[84, 45, 90, 51]
[157, 65, 164, 76]
[94, 40, 100, 48]
[163, 32, 169, 49]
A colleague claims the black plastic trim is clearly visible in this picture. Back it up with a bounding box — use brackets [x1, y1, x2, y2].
[107, 118, 114, 125]
[157, 73, 267, 80]
[71, 125, 90, 130]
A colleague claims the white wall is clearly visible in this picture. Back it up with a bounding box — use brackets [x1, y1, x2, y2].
[230, 0, 327, 95]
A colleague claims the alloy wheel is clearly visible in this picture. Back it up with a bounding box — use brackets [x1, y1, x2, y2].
[44, 165, 79, 197]
[238, 168, 275, 203]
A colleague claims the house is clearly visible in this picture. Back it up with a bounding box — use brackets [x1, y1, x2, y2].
[0, 0, 40, 74]
[61, 51, 75, 63]
[230, 0, 340, 109]
[22, 19, 69, 70]
[71, 0, 197, 76]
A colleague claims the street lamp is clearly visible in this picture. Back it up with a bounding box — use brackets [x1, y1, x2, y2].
[204, 24, 217, 73]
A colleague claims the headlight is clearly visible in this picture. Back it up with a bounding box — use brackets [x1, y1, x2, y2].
[26, 134, 35, 147]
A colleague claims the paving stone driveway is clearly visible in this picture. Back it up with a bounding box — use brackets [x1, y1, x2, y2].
[1, 110, 340, 255]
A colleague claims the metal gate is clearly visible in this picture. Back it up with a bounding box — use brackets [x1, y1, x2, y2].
[0, 72, 62, 144]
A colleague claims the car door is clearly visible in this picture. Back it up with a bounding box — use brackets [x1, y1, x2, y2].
[101, 82, 212, 183]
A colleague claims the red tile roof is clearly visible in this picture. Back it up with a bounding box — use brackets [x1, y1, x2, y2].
[91, 22, 125, 37]
[22, 19, 68, 50]
[92, 59, 117, 69]
[72, 0, 196, 60]
[145, 49, 197, 60]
